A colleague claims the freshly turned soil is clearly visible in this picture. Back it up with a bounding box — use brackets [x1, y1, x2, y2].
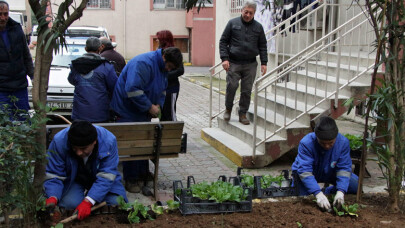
[64, 193, 405, 228]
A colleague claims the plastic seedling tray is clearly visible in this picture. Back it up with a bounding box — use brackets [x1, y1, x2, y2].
[236, 168, 299, 199]
[173, 176, 252, 215]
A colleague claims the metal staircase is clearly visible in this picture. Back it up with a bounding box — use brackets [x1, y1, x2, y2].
[201, 0, 380, 168]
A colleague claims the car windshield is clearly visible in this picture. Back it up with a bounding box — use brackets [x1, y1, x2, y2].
[51, 44, 86, 67]
[66, 29, 107, 38]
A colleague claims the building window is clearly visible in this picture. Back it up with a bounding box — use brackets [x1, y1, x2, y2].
[87, 0, 111, 9]
[153, 0, 185, 9]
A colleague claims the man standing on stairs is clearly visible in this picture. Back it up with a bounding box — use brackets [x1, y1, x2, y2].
[292, 116, 358, 212]
[219, 0, 268, 125]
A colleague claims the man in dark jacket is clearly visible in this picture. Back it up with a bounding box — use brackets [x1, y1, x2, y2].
[292, 117, 358, 212]
[100, 37, 126, 76]
[68, 37, 117, 123]
[219, 0, 267, 125]
[0, 0, 34, 117]
[44, 120, 127, 221]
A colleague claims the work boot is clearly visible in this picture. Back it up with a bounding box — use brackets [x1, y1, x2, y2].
[239, 114, 250, 125]
[125, 180, 141, 193]
[223, 109, 231, 121]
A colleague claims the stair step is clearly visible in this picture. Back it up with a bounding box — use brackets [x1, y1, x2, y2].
[257, 92, 327, 115]
[247, 105, 309, 130]
[218, 113, 287, 143]
[273, 81, 350, 101]
[201, 127, 264, 167]
[293, 70, 371, 87]
[321, 51, 376, 66]
[306, 60, 372, 79]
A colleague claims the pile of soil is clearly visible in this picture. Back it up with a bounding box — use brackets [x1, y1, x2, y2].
[65, 194, 405, 227]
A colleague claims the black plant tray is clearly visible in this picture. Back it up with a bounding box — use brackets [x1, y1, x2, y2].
[173, 176, 252, 215]
[237, 168, 299, 199]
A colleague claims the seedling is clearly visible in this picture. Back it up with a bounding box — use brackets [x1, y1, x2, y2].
[166, 200, 180, 212]
[240, 174, 254, 188]
[189, 180, 248, 203]
[261, 174, 285, 188]
[151, 203, 164, 215]
[296, 222, 303, 228]
[116, 197, 154, 224]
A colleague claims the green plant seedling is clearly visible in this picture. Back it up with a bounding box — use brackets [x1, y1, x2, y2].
[240, 174, 254, 188]
[151, 203, 164, 215]
[116, 195, 132, 211]
[296, 221, 303, 228]
[127, 211, 140, 224]
[166, 199, 180, 211]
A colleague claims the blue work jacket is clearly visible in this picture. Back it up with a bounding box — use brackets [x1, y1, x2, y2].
[44, 126, 127, 203]
[110, 49, 167, 122]
[68, 53, 117, 123]
[291, 133, 352, 195]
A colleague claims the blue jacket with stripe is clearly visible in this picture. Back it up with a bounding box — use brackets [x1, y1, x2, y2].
[44, 125, 127, 203]
[291, 133, 352, 195]
[110, 49, 167, 122]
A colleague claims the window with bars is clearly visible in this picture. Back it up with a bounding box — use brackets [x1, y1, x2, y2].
[87, 0, 111, 9]
[153, 0, 185, 9]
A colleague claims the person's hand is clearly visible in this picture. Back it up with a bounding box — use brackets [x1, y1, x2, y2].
[149, 104, 160, 118]
[333, 191, 345, 209]
[261, 65, 267, 76]
[74, 200, 93, 220]
[222, 60, 230, 72]
[45, 197, 57, 209]
[315, 192, 331, 212]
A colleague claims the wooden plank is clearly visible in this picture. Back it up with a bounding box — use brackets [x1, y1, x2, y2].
[117, 139, 182, 149]
[118, 145, 181, 156]
[119, 154, 179, 161]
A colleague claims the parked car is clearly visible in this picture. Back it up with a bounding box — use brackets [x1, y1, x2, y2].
[28, 39, 87, 116]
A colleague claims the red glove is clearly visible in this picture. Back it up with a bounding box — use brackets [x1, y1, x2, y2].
[45, 197, 58, 207]
[75, 200, 93, 220]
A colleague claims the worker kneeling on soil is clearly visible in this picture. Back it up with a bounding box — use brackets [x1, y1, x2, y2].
[44, 120, 128, 220]
[292, 116, 358, 212]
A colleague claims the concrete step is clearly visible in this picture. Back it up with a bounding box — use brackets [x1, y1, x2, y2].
[320, 51, 376, 67]
[289, 70, 370, 92]
[246, 105, 310, 131]
[201, 127, 299, 168]
[272, 81, 349, 107]
[256, 91, 328, 118]
[306, 60, 372, 80]
[217, 112, 287, 152]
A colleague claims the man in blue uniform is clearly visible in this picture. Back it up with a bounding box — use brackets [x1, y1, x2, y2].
[68, 37, 117, 123]
[292, 116, 358, 211]
[110, 47, 182, 193]
[0, 0, 34, 118]
[44, 120, 127, 220]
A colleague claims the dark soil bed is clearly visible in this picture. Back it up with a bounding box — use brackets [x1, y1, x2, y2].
[65, 194, 405, 228]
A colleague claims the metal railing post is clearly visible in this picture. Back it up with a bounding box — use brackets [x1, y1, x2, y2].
[335, 30, 342, 108]
[209, 68, 213, 128]
[252, 82, 258, 161]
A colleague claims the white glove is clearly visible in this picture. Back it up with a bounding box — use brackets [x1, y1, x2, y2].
[333, 191, 345, 209]
[315, 192, 331, 212]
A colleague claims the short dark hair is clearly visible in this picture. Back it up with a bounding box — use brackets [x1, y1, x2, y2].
[315, 116, 339, 140]
[86, 37, 101, 52]
[68, 120, 98, 147]
[162, 47, 182, 69]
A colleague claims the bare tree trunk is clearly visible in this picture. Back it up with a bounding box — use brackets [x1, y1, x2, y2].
[31, 31, 54, 192]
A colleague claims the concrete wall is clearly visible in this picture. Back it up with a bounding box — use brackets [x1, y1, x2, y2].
[187, 6, 215, 66]
[214, 0, 236, 66]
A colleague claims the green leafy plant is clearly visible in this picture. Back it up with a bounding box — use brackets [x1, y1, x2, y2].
[344, 134, 363, 151]
[116, 197, 154, 224]
[0, 101, 48, 226]
[296, 221, 303, 228]
[51, 223, 64, 228]
[166, 200, 180, 211]
[189, 180, 248, 203]
[261, 174, 285, 188]
[151, 203, 164, 215]
[333, 203, 359, 217]
[240, 174, 254, 188]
